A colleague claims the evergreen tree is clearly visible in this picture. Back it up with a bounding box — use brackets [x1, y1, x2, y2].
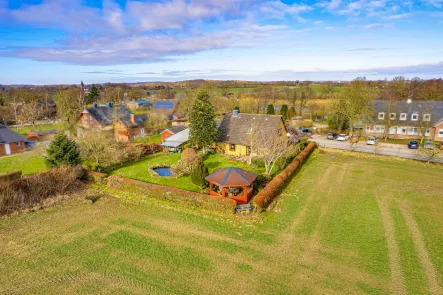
[280, 104, 288, 120]
[191, 161, 209, 188]
[189, 90, 219, 152]
[234, 106, 240, 111]
[267, 104, 275, 115]
[288, 106, 296, 119]
[46, 134, 81, 168]
[85, 84, 100, 105]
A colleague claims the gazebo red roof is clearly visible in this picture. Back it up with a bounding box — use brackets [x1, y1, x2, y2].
[205, 167, 258, 187]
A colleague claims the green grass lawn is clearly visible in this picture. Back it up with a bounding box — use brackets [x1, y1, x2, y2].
[133, 134, 162, 144]
[14, 123, 61, 136]
[1, 149, 443, 294]
[0, 150, 48, 175]
[108, 152, 265, 192]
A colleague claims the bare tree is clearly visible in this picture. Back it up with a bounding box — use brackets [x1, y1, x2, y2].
[416, 146, 442, 164]
[250, 124, 294, 176]
[20, 100, 40, 128]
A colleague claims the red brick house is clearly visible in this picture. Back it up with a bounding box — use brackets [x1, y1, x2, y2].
[77, 103, 147, 142]
[160, 126, 186, 142]
[0, 124, 26, 157]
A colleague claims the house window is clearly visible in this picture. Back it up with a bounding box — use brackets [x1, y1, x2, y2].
[425, 128, 431, 136]
[375, 125, 385, 134]
[83, 115, 88, 124]
[16, 142, 20, 147]
[408, 127, 418, 135]
[89, 116, 93, 125]
[438, 129, 443, 138]
[397, 127, 407, 135]
[389, 113, 396, 120]
[140, 128, 145, 135]
[411, 113, 418, 121]
[423, 114, 431, 121]
[378, 112, 385, 120]
[389, 127, 396, 135]
[230, 144, 236, 151]
[400, 113, 407, 121]
[366, 125, 374, 132]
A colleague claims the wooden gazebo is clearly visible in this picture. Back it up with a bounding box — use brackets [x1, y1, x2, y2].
[205, 167, 258, 204]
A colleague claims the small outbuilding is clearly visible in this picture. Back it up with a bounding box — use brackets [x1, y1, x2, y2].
[161, 128, 189, 152]
[205, 167, 257, 204]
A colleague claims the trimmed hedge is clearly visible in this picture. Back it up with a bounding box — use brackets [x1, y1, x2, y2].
[0, 170, 22, 182]
[254, 141, 317, 210]
[107, 175, 236, 214]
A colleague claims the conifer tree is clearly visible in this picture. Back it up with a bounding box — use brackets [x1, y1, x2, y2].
[46, 134, 81, 168]
[189, 90, 218, 152]
[280, 104, 288, 120]
[267, 104, 275, 115]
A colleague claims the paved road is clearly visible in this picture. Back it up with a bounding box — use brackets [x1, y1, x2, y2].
[311, 135, 443, 164]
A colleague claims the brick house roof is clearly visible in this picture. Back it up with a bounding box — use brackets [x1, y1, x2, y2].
[0, 124, 26, 144]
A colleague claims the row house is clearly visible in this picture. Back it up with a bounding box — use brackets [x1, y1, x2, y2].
[365, 100, 443, 142]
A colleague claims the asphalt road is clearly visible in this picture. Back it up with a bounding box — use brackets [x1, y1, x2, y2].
[311, 135, 443, 164]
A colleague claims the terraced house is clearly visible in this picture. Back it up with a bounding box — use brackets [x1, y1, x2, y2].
[365, 99, 443, 142]
[77, 103, 147, 142]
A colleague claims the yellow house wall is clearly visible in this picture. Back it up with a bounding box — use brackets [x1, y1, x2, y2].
[216, 143, 248, 157]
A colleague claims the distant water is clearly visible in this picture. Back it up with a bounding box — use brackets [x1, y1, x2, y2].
[153, 167, 173, 177]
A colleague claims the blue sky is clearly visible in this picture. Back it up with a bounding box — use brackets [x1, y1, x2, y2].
[0, 0, 442, 84]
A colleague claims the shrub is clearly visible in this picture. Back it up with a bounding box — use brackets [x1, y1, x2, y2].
[46, 134, 81, 168]
[298, 137, 310, 151]
[254, 141, 316, 210]
[139, 143, 162, 155]
[107, 176, 236, 214]
[176, 148, 202, 174]
[251, 157, 265, 168]
[0, 167, 86, 216]
[0, 170, 22, 182]
[191, 161, 209, 188]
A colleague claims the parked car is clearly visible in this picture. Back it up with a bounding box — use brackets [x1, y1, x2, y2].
[300, 128, 312, 135]
[349, 135, 360, 143]
[408, 140, 419, 149]
[327, 132, 338, 140]
[337, 134, 349, 141]
[366, 136, 379, 145]
[423, 141, 435, 149]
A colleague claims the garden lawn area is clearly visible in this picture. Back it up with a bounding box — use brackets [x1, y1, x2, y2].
[133, 134, 162, 144]
[1, 149, 443, 294]
[15, 123, 61, 136]
[0, 151, 47, 175]
[108, 152, 265, 192]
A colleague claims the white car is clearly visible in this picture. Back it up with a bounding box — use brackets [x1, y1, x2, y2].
[366, 136, 379, 145]
[337, 134, 349, 141]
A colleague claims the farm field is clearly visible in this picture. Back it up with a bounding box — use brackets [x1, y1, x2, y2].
[1, 150, 443, 294]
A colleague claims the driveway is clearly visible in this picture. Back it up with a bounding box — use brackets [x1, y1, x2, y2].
[311, 135, 443, 164]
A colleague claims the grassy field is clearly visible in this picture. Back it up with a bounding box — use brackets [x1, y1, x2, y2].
[1, 149, 443, 294]
[0, 149, 48, 175]
[14, 123, 61, 136]
[109, 153, 265, 192]
[133, 134, 162, 144]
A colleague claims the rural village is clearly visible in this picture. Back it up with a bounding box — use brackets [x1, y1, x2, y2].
[1, 0, 443, 294]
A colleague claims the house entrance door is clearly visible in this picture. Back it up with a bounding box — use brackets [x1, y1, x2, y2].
[4, 143, 11, 155]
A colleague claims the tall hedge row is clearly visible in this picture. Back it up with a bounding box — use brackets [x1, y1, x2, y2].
[107, 176, 236, 214]
[254, 141, 317, 210]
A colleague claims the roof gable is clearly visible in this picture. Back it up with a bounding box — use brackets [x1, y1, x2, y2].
[218, 113, 285, 145]
[0, 124, 26, 144]
[84, 105, 133, 127]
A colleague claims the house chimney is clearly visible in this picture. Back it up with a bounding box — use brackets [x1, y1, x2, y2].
[407, 98, 412, 104]
[232, 109, 240, 117]
[130, 114, 136, 123]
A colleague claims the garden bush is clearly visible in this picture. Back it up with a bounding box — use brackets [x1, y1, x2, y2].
[107, 176, 236, 214]
[191, 161, 209, 188]
[0, 166, 86, 216]
[0, 170, 22, 182]
[254, 141, 316, 210]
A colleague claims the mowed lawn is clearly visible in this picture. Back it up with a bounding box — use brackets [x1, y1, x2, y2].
[1, 150, 443, 294]
[109, 153, 265, 192]
[0, 151, 48, 175]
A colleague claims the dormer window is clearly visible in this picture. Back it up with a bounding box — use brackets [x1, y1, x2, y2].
[400, 113, 407, 121]
[389, 113, 396, 120]
[411, 113, 418, 121]
[378, 112, 385, 120]
[423, 114, 431, 121]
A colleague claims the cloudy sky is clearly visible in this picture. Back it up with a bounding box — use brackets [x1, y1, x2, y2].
[0, 0, 442, 84]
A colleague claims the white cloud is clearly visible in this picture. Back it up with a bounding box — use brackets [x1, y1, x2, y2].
[317, 0, 342, 11]
[387, 12, 412, 20]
